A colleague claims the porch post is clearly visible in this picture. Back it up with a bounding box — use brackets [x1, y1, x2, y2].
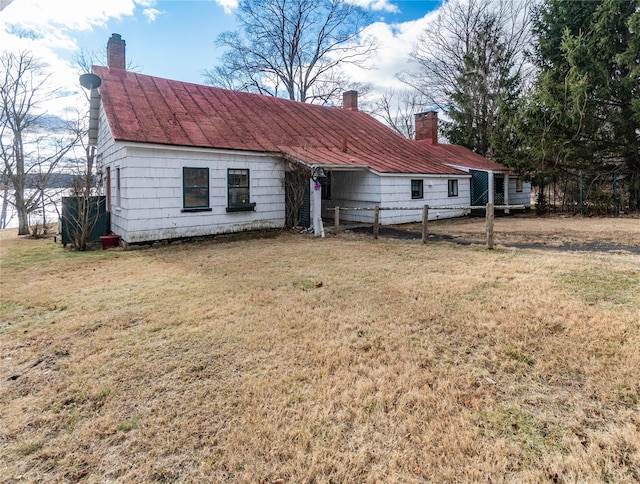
[312, 178, 323, 236]
[504, 173, 510, 214]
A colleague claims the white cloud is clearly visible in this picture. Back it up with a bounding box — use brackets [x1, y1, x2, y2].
[342, 10, 440, 94]
[214, 0, 237, 14]
[0, 0, 14, 11]
[143, 7, 162, 22]
[347, 0, 399, 13]
[212, 0, 397, 15]
[0, 0, 157, 119]
[1, 0, 140, 32]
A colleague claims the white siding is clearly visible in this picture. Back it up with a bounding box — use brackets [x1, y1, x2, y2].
[97, 116, 285, 243]
[322, 171, 471, 224]
[323, 170, 380, 223]
[379, 176, 470, 223]
[508, 178, 532, 208]
[96, 106, 128, 237]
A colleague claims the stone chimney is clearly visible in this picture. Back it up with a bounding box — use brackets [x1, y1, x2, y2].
[415, 111, 438, 144]
[107, 33, 126, 70]
[343, 90, 358, 111]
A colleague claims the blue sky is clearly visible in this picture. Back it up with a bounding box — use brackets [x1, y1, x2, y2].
[1, 0, 444, 115]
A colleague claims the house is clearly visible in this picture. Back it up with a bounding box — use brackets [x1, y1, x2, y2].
[91, 34, 530, 244]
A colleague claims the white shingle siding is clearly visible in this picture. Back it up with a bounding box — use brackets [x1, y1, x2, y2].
[379, 176, 470, 223]
[508, 179, 531, 207]
[323, 172, 470, 224]
[326, 170, 380, 223]
[98, 134, 285, 243]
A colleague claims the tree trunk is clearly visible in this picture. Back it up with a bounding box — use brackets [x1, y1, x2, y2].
[0, 186, 8, 229]
[15, 190, 29, 235]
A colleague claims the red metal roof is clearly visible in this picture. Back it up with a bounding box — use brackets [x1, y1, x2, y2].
[425, 143, 507, 171]
[94, 66, 503, 175]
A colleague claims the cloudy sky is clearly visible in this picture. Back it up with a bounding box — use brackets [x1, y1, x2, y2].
[0, 0, 444, 116]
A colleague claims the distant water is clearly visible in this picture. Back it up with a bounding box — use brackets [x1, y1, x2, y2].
[1, 188, 63, 230]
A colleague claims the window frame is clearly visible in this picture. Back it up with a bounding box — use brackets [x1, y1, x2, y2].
[515, 178, 523, 192]
[182, 167, 211, 212]
[448, 179, 459, 197]
[227, 168, 256, 212]
[116, 167, 121, 208]
[411, 179, 424, 199]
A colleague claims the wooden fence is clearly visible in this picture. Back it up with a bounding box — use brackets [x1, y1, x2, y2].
[328, 204, 526, 249]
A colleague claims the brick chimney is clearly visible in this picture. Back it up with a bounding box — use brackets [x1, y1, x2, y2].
[343, 90, 358, 111]
[415, 111, 438, 144]
[107, 33, 126, 70]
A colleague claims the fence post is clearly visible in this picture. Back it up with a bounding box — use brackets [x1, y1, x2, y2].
[579, 171, 584, 215]
[334, 206, 340, 232]
[422, 205, 429, 243]
[486, 203, 494, 249]
[613, 172, 619, 217]
[373, 205, 380, 239]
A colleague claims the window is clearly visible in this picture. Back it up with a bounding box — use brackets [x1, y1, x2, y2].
[411, 179, 423, 199]
[183, 167, 210, 211]
[516, 178, 523, 192]
[227, 168, 255, 212]
[321, 171, 332, 200]
[448, 179, 458, 197]
[106, 166, 111, 211]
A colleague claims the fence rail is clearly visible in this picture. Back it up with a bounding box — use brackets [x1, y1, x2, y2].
[328, 203, 526, 248]
[327, 205, 525, 211]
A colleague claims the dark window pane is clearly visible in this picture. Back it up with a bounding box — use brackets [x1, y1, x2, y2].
[411, 179, 423, 199]
[227, 169, 251, 207]
[185, 188, 208, 207]
[448, 179, 458, 197]
[185, 168, 207, 187]
[183, 167, 209, 208]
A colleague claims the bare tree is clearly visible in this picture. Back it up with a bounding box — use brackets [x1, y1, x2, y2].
[282, 156, 311, 228]
[72, 47, 140, 74]
[57, 104, 105, 250]
[0, 51, 80, 235]
[204, 0, 376, 103]
[401, 0, 534, 157]
[0, 165, 12, 229]
[371, 89, 430, 139]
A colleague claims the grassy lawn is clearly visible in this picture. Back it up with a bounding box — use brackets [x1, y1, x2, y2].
[1, 223, 639, 482]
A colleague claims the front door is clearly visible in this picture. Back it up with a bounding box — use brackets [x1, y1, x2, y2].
[470, 169, 489, 215]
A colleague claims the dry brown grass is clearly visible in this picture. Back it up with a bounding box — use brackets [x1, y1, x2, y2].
[1, 218, 639, 482]
[424, 212, 640, 248]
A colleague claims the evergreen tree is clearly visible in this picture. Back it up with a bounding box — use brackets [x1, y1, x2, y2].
[527, 0, 640, 210]
[406, 0, 533, 159]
